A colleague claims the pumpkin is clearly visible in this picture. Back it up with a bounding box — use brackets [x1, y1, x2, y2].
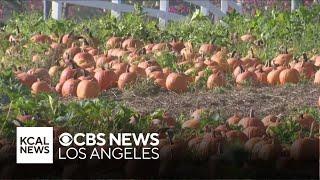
[106, 36, 122, 48]
[261, 115, 278, 127]
[148, 71, 165, 80]
[238, 109, 264, 129]
[166, 73, 188, 93]
[16, 72, 37, 88]
[297, 114, 316, 129]
[240, 33, 256, 42]
[154, 78, 166, 88]
[160, 141, 185, 160]
[61, 32, 76, 47]
[73, 52, 95, 69]
[49, 65, 60, 77]
[28, 68, 51, 83]
[215, 124, 230, 133]
[207, 72, 226, 89]
[314, 69, 320, 85]
[235, 66, 257, 86]
[279, 68, 299, 85]
[254, 68, 268, 84]
[95, 55, 113, 68]
[170, 40, 185, 53]
[227, 52, 242, 70]
[94, 68, 117, 90]
[63, 46, 81, 60]
[30, 34, 52, 44]
[182, 119, 200, 129]
[181, 47, 195, 61]
[118, 70, 137, 91]
[59, 65, 78, 83]
[267, 67, 282, 85]
[31, 79, 52, 94]
[314, 55, 320, 67]
[152, 43, 171, 52]
[145, 66, 162, 77]
[76, 79, 100, 99]
[256, 139, 281, 160]
[225, 130, 248, 144]
[122, 38, 142, 50]
[226, 113, 242, 125]
[244, 137, 262, 152]
[199, 44, 216, 56]
[290, 122, 319, 161]
[55, 82, 64, 94]
[61, 78, 80, 97]
[129, 65, 146, 77]
[243, 126, 265, 139]
[191, 108, 207, 121]
[273, 51, 293, 66]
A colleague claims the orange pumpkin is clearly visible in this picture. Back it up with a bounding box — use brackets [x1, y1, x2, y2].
[61, 78, 80, 97]
[238, 109, 264, 129]
[267, 67, 282, 85]
[235, 66, 257, 86]
[94, 68, 117, 91]
[16, 72, 37, 88]
[31, 79, 52, 94]
[73, 52, 96, 69]
[76, 79, 100, 99]
[279, 68, 299, 85]
[166, 73, 188, 93]
[255, 68, 268, 84]
[314, 69, 320, 85]
[207, 72, 226, 89]
[199, 44, 216, 56]
[118, 71, 137, 91]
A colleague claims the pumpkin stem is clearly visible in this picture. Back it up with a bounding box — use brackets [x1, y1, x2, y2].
[67, 30, 74, 39]
[239, 65, 245, 73]
[309, 121, 316, 138]
[59, 34, 64, 44]
[302, 52, 308, 62]
[250, 48, 255, 58]
[285, 47, 288, 54]
[231, 51, 236, 58]
[249, 109, 254, 118]
[167, 128, 174, 145]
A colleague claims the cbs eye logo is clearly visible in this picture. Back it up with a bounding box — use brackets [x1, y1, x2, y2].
[59, 133, 73, 146]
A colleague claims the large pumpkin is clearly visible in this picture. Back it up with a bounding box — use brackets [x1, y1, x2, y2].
[279, 68, 299, 85]
[76, 79, 100, 99]
[118, 71, 137, 91]
[166, 73, 188, 93]
[94, 68, 117, 90]
[73, 52, 96, 69]
[61, 78, 80, 97]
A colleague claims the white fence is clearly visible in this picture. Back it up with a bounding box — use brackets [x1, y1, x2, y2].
[48, 0, 243, 27]
[47, 0, 308, 27]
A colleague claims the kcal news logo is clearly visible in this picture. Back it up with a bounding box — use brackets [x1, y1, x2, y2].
[16, 127, 53, 164]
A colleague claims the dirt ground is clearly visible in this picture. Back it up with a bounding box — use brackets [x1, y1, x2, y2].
[103, 83, 320, 119]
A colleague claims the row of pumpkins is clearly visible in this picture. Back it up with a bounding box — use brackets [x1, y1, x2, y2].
[12, 33, 320, 101]
[153, 108, 319, 162]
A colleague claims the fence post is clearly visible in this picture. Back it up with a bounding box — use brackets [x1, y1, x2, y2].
[236, 0, 243, 14]
[221, 0, 228, 14]
[52, 1, 63, 20]
[43, 0, 51, 20]
[291, 0, 302, 11]
[159, 0, 169, 28]
[111, 0, 122, 18]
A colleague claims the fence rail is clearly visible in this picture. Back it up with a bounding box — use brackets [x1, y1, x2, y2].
[48, 0, 243, 27]
[47, 0, 306, 27]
